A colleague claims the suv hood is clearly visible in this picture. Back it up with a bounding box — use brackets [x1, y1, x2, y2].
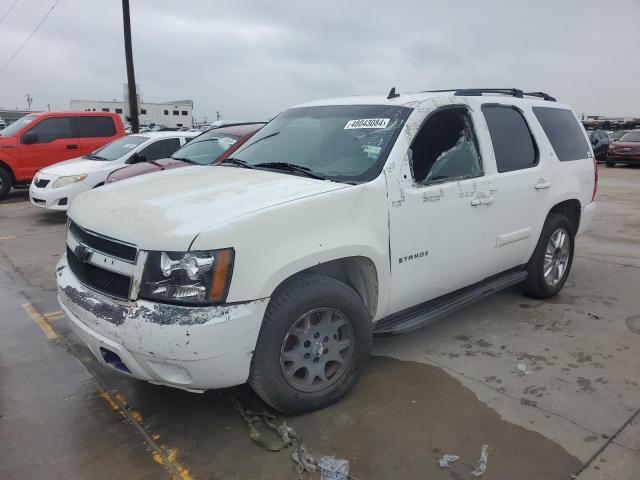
[42, 156, 122, 176]
[69, 165, 349, 250]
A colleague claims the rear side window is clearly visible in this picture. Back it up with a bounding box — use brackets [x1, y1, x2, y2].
[532, 107, 591, 161]
[482, 105, 538, 173]
[25, 117, 73, 143]
[75, 117, 117, 138]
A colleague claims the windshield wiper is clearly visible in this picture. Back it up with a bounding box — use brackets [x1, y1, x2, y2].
[253, 162, 326, 180]
[86, 154, 107, 161]
[218, 157, 255, 169]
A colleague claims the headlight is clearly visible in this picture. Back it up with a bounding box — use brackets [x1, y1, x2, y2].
[140, 248, 234, 305]
[52, 174, 87, 188]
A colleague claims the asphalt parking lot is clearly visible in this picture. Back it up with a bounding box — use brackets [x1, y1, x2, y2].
[1, 167, 639, 480]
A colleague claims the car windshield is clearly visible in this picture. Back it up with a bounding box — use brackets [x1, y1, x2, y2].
[171, 132, 240, 165]
[229, 104, 411, 183]
[609, 131, 627, 141]
[0, 114, 38, 137]
[87, 135, 148, 161]
[619, 132, 640, 142]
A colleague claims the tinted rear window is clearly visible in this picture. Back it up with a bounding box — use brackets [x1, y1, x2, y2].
[482, 105, 537, 172]
[76, 116, 116, 138]
[532, 107, 590, 161]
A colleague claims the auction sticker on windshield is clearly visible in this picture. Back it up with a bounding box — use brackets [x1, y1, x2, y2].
[344, 118, 390, 129]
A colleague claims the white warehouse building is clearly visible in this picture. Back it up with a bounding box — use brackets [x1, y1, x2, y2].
[69, 99, 194, 128]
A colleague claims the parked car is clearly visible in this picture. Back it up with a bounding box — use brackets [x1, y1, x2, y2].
[605, 130, 640, 167]
[0, 112, 124, 199]
[105, 123, 265, 184]
[586, 129, 610, 162]
[29, 131, 197, 211]
[607, 130, 628, 142]
[57, 88, 596, 414]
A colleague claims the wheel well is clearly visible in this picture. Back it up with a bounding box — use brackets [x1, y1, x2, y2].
[549, 199, 581, 233]
[281, 257, 379, 318]
[0, 160, 16, 184]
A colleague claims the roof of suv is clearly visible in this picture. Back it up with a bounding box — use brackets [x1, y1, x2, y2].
[294, 89, 567, 110]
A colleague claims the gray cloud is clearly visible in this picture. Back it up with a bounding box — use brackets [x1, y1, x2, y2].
[0, 0, 638, 120]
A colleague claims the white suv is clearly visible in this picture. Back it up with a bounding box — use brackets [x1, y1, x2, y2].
[56, 88, 597, 414]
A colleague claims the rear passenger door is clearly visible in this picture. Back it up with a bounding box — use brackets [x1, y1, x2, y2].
[75, 116, 118, 155]
[480, 103, 554, 273]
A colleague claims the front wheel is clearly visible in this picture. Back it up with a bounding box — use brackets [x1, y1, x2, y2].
[249, 274, 372, 415]
[521, 213, 575, 298]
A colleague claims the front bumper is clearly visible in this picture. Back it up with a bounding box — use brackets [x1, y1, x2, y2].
[606, 153, 640, 164]
[56, 254, 268, 391]
[29, 175, 89, 211]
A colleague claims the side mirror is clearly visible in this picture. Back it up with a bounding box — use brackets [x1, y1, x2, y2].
[127, 152, 146, 164]
[22, 132, 38, 144]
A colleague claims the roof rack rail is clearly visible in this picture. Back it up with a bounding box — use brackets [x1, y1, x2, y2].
[423, 88, 556, 102]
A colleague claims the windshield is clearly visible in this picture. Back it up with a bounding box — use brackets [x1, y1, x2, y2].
[171, 131, 240, 165]
[88, 135, 148, 161]
[230, 104, 411, 182]
[619, 132, 640, 142]
[0, 114, 38, 137]
[609, 131, 627, 141]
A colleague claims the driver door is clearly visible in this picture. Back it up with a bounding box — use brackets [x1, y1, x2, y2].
[387, 100, 496, 314]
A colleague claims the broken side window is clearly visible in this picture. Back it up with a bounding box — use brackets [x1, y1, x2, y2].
[410, 106, 483, 184]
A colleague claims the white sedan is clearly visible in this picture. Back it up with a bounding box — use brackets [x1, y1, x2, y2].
[29, 131, 198, 211]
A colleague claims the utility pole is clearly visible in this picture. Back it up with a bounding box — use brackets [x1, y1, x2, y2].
[122, 0, 139, 133]
[26, 93, 33, 110]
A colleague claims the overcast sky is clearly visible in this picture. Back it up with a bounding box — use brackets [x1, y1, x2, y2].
[0, 0, 638, 121]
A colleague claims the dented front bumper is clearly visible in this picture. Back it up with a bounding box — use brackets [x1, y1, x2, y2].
[56, 253, 268, 391]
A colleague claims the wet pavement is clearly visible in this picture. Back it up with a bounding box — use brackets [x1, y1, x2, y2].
[1, 168, 639, 479]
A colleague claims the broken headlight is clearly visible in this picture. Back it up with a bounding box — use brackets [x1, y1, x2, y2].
[140, 249, 234, 305]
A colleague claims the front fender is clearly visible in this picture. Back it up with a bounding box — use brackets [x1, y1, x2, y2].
[190, 175, 391, 320]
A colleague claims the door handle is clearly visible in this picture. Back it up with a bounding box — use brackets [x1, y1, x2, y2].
[66, 144, 78, 150]
[534, 179, 552, 190]
[470, 194, 494, 206]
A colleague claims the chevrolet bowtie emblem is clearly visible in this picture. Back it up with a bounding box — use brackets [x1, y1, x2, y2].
[74, 243, 94, 263]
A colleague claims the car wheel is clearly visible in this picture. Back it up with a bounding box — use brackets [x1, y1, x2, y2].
[0, 167, 12, 200]
[249, 273, 372, 415]
[521, 213, 575, 299]
[605, 161, 615, 167]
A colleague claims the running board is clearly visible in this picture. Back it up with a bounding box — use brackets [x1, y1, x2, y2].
[373, 268, 528, 335]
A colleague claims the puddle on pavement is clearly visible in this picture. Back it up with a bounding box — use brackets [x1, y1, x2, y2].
[99, 356, 582, 480]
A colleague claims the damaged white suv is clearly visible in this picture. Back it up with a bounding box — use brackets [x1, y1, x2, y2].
[57, 88, 597, 414]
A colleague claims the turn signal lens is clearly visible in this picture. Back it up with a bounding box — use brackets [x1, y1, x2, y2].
[209, 248, 234, 303]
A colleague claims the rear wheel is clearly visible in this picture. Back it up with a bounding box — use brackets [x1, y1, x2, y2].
[249, 274, 372, 415]
[0, 167, 12, 200]
[521, 213, 574, 298]
[605, 161, 615, 167]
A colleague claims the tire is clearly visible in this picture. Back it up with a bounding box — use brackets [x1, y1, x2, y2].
[249, 273, 372, 415]
[605, 161, 615, 168]
[0, 167, 12, 200]
[521, 213, 575, 298]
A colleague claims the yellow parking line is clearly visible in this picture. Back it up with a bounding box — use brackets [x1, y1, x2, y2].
[0, 235, 17, 241]
[22, 303, 58, 340]
[44, 310, 65, 321]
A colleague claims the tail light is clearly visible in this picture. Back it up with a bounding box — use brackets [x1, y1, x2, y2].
[592, 157, 598, 202]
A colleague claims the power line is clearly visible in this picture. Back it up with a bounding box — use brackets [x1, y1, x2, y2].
[0, 0, 20, 26]
[0, 0, 61, 73]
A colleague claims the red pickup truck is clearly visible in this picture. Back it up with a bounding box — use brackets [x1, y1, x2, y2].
[0, 111, 125, 199]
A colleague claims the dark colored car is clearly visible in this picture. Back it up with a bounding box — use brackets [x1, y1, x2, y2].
[586, 129, 610, 162]
[605, 130, 640, 167]
[105, 123, 265, 183]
